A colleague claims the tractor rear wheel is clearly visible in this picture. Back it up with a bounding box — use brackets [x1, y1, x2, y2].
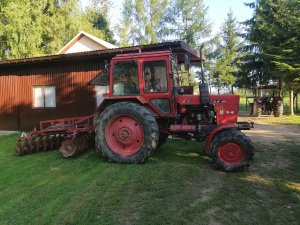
[253, 102, 262, 117]
[210, 129, 254, 172]
[274, 102, 283, 117]
[96, 102, 159, 163]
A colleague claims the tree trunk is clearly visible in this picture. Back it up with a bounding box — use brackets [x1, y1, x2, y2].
[296, 93, 299, 113]
[289, 89, 294, 115]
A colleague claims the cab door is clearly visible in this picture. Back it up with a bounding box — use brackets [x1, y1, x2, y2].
[139, 56, 176, 117]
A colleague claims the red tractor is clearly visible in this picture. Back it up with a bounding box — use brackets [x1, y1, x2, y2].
[250, 85, 284, 117]
[16, 47, 254, 172]
[91, 50, 254, 171]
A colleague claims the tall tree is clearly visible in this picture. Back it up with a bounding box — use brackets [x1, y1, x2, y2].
[0, 0, 114, 59]
[209, 10, 243, 93]
[159, 0, 211, 48]
[117, 0, 168, 46]
[0, 0, 44, 58]
[244, 0, 300, 114]
[134, 0, 169, 44]
[116, 0, 138, 46]
[85, 0, 115, 44]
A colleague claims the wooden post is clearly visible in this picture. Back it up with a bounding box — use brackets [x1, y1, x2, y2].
[296, 93, 299, 112]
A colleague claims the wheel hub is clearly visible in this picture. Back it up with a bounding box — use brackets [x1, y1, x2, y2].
[105, 115, 144, 156]
[118, 128, 132, 142]
[219, 142, 244, 164]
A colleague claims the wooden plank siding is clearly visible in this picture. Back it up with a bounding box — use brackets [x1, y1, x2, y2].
[0, 41, 200, 131]
[0, 59, 103, 131]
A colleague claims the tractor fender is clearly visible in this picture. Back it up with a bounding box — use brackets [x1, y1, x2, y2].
[205, 124, 236, 154]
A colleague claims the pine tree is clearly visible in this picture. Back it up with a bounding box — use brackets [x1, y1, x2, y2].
[209, 10, 243, 93]
[244, 0, 300, 114]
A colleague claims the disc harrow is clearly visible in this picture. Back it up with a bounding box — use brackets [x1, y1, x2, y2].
[59, 133, 95, 157]
[16, 115, 95, 157]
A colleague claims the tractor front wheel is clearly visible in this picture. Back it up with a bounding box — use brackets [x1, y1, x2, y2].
[274, 102, 283, 117]
[210, 129, 254, 172]
[253, 101, 262, 117]
[96, 102, 159, 163]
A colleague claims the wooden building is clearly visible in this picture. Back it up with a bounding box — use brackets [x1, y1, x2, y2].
[0, 41, 199, 131]
[57, 31, 118, 54]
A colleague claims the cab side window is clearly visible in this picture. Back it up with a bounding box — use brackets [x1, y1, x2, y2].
[143, 60, 168, 93]
[113, 61, 139, 95]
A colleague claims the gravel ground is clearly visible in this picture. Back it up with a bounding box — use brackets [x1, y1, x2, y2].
[238, 114, 300, 146]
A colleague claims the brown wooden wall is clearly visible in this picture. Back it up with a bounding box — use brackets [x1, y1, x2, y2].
[0, 59, 103, 131]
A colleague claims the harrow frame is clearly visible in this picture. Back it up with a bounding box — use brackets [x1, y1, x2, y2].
[16, 115, 95, 157]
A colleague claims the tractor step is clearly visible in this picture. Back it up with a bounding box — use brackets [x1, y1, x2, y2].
[237, 121, 254, 130]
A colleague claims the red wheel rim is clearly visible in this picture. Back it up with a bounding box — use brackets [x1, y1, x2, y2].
[218, 142, 244, 165]
[105, 115, 144, 156]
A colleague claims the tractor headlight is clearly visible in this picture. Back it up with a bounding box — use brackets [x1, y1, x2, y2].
[208, 110, 215, 118]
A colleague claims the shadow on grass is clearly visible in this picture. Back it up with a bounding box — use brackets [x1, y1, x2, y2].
[149, 138, 211, 167]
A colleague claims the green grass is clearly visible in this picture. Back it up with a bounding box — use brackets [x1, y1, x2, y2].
[254, 115, 300, 125]
[0, 134, 299, 225]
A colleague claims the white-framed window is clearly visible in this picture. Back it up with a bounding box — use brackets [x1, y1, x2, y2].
[95, 85, 109, 106]
[33, 86, 56, 108]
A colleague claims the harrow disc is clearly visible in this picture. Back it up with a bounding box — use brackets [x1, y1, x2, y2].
[43, 136, 52, 151]
[16, 141, 24, 156]
[59, 139, 78, 157]
[57, 135, 64, 148]
[30, 139, 38, 153]
[35, 138, 44, 152]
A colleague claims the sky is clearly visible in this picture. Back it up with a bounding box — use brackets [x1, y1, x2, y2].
[80, 0, 254, 35]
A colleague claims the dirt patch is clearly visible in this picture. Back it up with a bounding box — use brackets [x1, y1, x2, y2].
[238, 115, 300, 146]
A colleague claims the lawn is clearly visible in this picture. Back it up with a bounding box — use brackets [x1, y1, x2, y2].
[0, 133, 299, 225]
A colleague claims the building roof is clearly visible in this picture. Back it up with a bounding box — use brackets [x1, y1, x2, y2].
[57, 31, 118, 54]
[0, 41, 202, 68]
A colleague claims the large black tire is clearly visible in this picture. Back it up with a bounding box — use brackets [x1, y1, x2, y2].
[256, 107, 262, 117]
[96, 102, 159, 163]
[254, 101, 262, 117]
[210, 129, 254, 172]
[274, 102, 283, 117]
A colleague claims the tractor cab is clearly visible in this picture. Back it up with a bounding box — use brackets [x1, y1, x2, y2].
[94, 51, 183, 118]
